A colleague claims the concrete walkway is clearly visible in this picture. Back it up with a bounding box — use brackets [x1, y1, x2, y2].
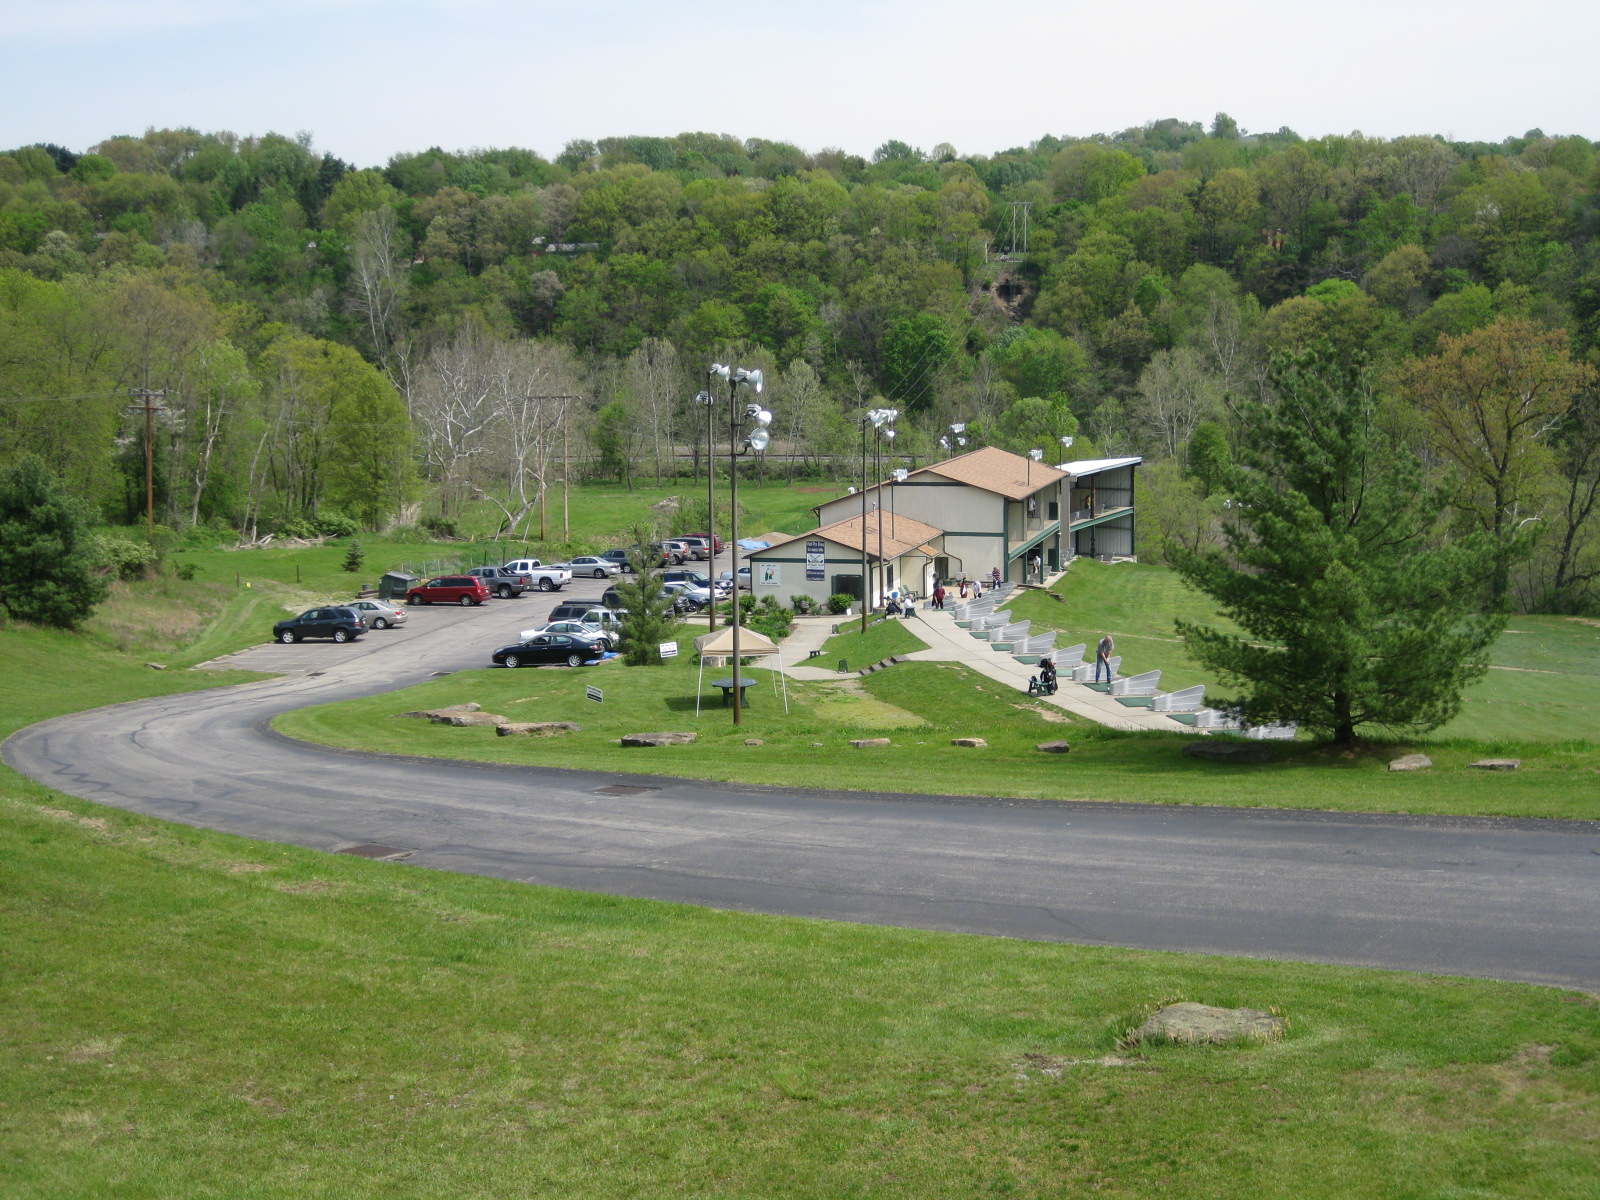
[771, 606, 1178, 732]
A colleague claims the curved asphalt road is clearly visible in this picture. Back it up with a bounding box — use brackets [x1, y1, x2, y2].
[6, 581, 1599, 991]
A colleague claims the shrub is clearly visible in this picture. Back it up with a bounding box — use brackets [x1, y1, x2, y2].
[314, 512, 359, 539]
[421, 515, 459, 540]
[789, 594, 815, 614]
[826, 592, 855, 615]
[173, 561, 200, 582]
[342, 540, 365, 573]
[92, 534, 158, 581]
[0, 455, 109, 628]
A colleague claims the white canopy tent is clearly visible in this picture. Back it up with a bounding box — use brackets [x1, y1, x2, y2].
[691, 626, 789, 716]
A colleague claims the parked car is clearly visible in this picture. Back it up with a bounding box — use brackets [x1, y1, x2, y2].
[718, 567, 754, 589]
[598, 549, 634, 573]
[662, 569, 716, 591]
[564, 555, 622, 579]
[500, 561, 571, 591]
[405, 575, 491, 606]
[677, 537, 712, 560]
[523, 620, 616, 652]
[682, 531, 725, 554]
[663, 580, 713, 608]
[347, 598, 407, 629]
[466, 566, 532, 598]
[603, 584, 696, 614]
[273, 606, 367, 644]
[655, 540, 691, 566]
[548, 602, 623, 628]
[491, 630, 611, 669]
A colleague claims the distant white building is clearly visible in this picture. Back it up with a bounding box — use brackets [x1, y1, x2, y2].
[746, 445, 1141, 609]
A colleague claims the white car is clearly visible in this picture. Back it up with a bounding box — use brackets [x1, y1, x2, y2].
[520, 621, 615, 652]
[718, 567, 753, 590]
[663, 580, 713, 606]
[564, 556, 622, 579]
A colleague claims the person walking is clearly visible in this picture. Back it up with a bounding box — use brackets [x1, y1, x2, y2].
[1094, 633, 1115, 684]
[933, 585, 945, 609]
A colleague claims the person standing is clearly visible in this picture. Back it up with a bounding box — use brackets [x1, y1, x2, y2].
[991, 565, 1002, 587]
[1094, 633, 1115, 683]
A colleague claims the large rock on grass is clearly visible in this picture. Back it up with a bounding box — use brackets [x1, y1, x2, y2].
[621, 731, 697, 747]
[951, 737, 987, 748]
[397, 703, 481, 720]
[433, 712, 506, 727]
[1130, 1002, 1286, 1046]
[1036, 740, 1072, 754]
[1388, 754, 1433, 772]
[850, 738, 891, 749]
[1469, 758, 1521, 771]
[1181, 741, 1275, 764]
[496, 721, 582, 737]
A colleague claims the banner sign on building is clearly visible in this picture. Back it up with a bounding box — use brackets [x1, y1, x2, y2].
[805, 540, 825, 582]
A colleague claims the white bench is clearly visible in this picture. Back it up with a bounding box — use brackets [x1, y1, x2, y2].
[1245, 722, 1298, 740]
[1194, 707, 1243, 730]
[1151, 684, 1206, 712]
[1016, 631, 1057, 655]
[1055, 643, 1086, 670]
[990, 620, 1030, 644]
[1110, 670, 1161, 697]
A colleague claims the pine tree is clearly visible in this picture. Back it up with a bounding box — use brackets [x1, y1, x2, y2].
[0, 455, 110, 628]
[1170, 348, 1504, 744]
[612, 534, 678, 665]
[343, 539, 365, 573]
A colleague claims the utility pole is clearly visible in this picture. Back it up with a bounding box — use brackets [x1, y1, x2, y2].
[126, 389, 167, 530]
[562, 398, 570, 539]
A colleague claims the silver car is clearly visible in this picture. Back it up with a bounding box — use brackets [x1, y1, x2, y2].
[565, 555, 622, 578]
[347, 598, 408, 629]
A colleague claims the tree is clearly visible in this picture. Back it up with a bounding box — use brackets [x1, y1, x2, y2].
[1132, 348, 1224, 457]
[879, 313, 953, 412]
[1171, 348, 1504, 744]
[1185, 420, 1232, 497]
[613, 538, 678, 665]
[0, 455, 109, 628]
[1397, 319, 1597, 601]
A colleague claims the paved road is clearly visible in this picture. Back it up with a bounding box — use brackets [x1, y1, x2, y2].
[6, 566, 1599, 991]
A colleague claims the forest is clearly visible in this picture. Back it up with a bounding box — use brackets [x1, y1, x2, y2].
[1, 115, 1597, 613]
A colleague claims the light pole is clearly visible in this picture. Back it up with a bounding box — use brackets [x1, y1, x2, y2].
[938, 422, 968, 454]
[859, 407, 896, 632]
[710, 363, 769, 726]
[695, 384, 716, 632]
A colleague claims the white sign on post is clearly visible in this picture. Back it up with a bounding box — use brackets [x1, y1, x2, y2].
[585, 685, 603, 704]
[659, 641, 678, 658]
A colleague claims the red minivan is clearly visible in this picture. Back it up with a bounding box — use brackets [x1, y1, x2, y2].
[405, 575, 491, 606]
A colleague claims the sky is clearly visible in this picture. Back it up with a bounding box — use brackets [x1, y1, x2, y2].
[2, 0, 1596, 167]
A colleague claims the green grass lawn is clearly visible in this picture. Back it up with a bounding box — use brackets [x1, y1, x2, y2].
[820, 617, 929, 669]
[277, 655, 1600, 820]
[6, 775, 1600, 1199]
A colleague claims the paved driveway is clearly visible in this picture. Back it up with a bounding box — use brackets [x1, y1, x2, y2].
[6, 570, 1599, 991]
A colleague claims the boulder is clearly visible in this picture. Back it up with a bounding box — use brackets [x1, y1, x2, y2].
[397, 703, 481, 720]
[1036, 740, 1072, 754]
[1469, 758, 1522, 771]
[495, 721, 582, 738]
[850, 738, 891, 749]
[621, 731, 697, 747]
[951, 737, 988, 748]
[145, 662, 167, 671]
[1388, 753, 1433, 772]
[743, 738, 764, 746]
[1130, 1002, 1287, 1047]
[434, 712, 506, 727]
[1181, 741, 1275, 764]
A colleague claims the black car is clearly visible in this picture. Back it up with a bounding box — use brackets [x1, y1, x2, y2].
[491, 631, 610, 668]
[273, 606, 367, 644]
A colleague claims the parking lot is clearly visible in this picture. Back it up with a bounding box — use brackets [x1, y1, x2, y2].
[196, 566, 654, 677]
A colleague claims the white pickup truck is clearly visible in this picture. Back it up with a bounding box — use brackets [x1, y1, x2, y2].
[502, 559, 571, 592]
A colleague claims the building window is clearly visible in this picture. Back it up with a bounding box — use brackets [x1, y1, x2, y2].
[1047, 501, 1059, 520]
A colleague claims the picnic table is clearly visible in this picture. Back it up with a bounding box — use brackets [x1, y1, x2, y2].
[710, 677, 755, 707]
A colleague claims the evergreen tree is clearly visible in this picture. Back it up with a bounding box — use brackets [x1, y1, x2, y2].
[342, 539, 364, 573]
[612, 534, 678, 665]
[0, 455, 109, 628]
[1170, 348, 1503, 744]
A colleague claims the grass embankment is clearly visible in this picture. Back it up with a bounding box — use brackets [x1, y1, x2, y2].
[1012, 560, 1600, 744]
[819, 617, 929, 669]
[278, 652, 1600, 819]
[7, 782, 1600, 1198]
